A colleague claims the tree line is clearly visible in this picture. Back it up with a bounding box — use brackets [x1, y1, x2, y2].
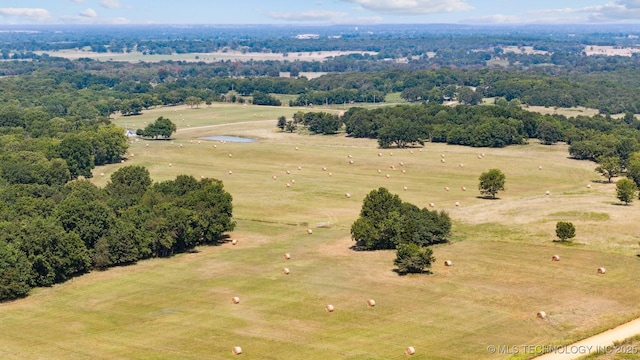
[0, 166, 235, 302]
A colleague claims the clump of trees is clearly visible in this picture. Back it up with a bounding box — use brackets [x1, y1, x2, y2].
[350, 187, 451, 274]
[136, 116, 177, 139]
[478, 169, 506, 199]
[0, 166, 235, 302]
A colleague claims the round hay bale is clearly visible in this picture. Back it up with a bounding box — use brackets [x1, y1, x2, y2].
[440, 158, 446, 163]
[322, 167, 327, 171]
[286, 170, 291, 174]
[552, 255, 560, 261]
[121, 160, 125, 163]
[307, 229, 313, 235]
[228, 170, 233, 175]
[100, 172, 105, 177]
[441, 154, 445, 158]
[328, 172, 332, 177]
[481, 153, 485, 157]
[198, 141, 201, 144]
[295, 147, 299, 150]
[405, 346, 416, 355]
[130, 153, 134, 157]
[168, 163, 172, 167]
[399, 162, 404, 166]
[228, 154, 232, 158]
[325, 304, 334, 312]
[179, 144, 183, 147]
[190, 140, 193, 143]
[378, 153, 382, 157]
[390, 165, 395, 170]
[537, 311, 547, 319]
[201, 175, 205, 179]
[444, 187, 450, 191]
[538, 165, 543, 170]
[232, 296, 240, 304]
[349, 160, 354, 164]
[444, 260, 453, 266]
[291, 179, 295, 184]
[455, 201, 460, 207]
[459, 163, 464, 167]
[461, 186, 466, 191]
[429, 202, 435, 208]
[345, 193, 351, 198]
[389, 152, 393, 156]
[367, 299, 376, 307]
[298, 166, 302, 170]
[146, 143, 149, 147]
[232, 346, 242, 355]
[410, 150, 414, 154]
[282, 268, 290, 275]
[283, 253, 291, 260]
[587, 184, 592, 189]
[419, 149, 423, 152]
[403, 186, 408, 191]
[348, 155, 353, 158]
[385, 174, 390, 178]
[231, 239, 238, 245]
[213, 145, 217, 148]
[286, 183, 291, 188]
[545, 191, 550, 196]
[597, 267, 606, 274]
[273, 175, 277, 180]
[377, 169, 382, 174]
[401, 169, 406, 174]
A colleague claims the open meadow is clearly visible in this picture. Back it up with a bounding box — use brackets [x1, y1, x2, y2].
[1, 103, 639, 359]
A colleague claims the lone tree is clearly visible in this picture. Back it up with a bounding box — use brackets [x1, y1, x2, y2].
[277, 116, 287, 131]
[616, 178, 638, 205]
[555, 221, 576, 242]
[136, 116, 177, 139]
[595, 155, 621, 183]
[394, 243, 435, 275]
[478, 168, 506, 199]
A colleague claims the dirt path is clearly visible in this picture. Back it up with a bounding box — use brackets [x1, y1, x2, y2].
[534, 318, 640, 359]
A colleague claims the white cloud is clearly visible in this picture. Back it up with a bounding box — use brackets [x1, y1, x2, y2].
[340, 0, 473, 15]
[79, 8, 97, 18]
[100, 0, 122, 9]
[0, 8, 52, 23]
[267, 10, 348, 22]
[466, 1, 640, 24]
[60, 14, 130, 24]
[70, 0, 86, 3]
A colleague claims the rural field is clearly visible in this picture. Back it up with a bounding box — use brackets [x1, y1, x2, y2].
[1, 103, 639, 359]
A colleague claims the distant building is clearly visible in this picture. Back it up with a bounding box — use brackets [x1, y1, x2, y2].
[295, 34, 320, 40]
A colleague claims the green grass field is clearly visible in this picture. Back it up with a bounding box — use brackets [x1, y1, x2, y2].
[1, 103, 639, 359]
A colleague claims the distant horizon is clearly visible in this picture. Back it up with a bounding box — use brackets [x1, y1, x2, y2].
[2, 1, 640, 26]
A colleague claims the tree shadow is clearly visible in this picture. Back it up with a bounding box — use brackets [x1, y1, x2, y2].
[350, 241, 372, 252]
[475, 196, 501, 200]
[392, 269, 433, 276]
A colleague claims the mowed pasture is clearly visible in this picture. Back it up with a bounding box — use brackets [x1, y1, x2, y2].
[1, 103, 640, 360]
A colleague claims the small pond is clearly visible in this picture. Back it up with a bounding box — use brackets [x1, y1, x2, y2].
[199, 136, 257, 143]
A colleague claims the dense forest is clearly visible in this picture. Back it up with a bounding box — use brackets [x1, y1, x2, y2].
[2, 23, 640, 301]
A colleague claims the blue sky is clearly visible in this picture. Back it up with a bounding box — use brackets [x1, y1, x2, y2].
[1, 0, 640, 25]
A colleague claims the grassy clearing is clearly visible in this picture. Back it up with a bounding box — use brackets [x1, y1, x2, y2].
[2, 103, 640, 359]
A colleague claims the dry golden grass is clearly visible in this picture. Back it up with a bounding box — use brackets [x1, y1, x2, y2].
[1, 103, 639, 359]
